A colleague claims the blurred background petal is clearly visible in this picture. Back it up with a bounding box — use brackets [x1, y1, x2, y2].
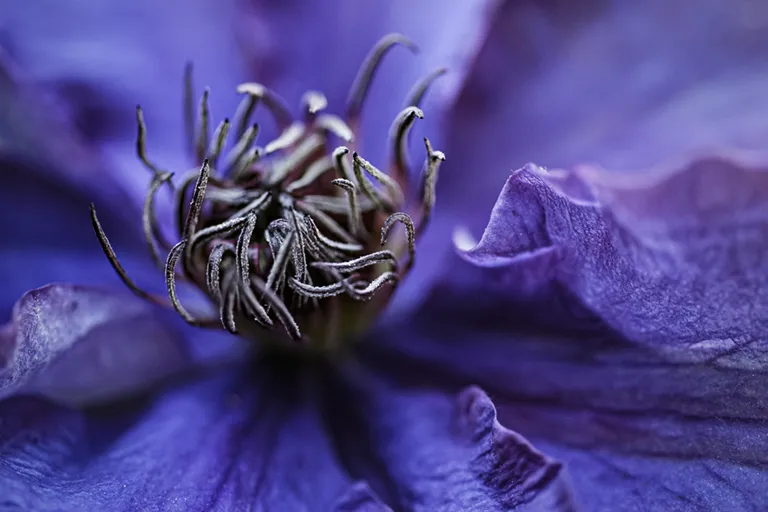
[443, 0, 768, 233]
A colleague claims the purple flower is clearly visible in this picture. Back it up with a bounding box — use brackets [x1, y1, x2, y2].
[1, 1, 766, 510]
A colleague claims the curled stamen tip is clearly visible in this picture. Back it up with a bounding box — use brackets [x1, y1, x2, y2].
[405, 106, 424, 119]
[333, 146, 350, 158]
[237, 82, 267, 97]
[378, 33, 419, 53]
[302, 90, 328, 114]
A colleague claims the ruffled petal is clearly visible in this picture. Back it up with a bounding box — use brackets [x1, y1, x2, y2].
[443, 0, 768, 231]
[0, 284, 192, 406]
[458, 156, 767, 351]
[0, 360, 353, 511]
[322, 364, 575, 511]
[369, 155, 768, 509]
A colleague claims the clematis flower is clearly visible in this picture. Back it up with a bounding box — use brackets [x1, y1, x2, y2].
[1, 1, 766, 511]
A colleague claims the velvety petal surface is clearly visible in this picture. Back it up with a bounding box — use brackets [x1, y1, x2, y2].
[444, 0, 768, 231]
[0, 351, 576, 511]
[322, 363, 575, 511]
[0, 284, 194, 406]
[237, 0, 497, 164]
[0, 359, 354, 511]
[0, 50, 147, 315]
[366, 156, 768, 510]
[1, 0, 248, 203]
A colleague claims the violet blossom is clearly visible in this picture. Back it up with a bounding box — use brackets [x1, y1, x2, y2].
[1, 1, 767, 511]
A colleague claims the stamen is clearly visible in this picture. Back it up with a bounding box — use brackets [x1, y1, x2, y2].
[239, 277, 274, 327]
[219, 268, 239, 333]
[294, 199, 358, 245]
[189, 215, 249, 257]
[390, 106, 424, 188]
[353, 151, 404, 209]
[346, 33, 418, 122]
[280, 195, 309, 286]
[265, 222, 295, 292]
[224, 123, 259, 173]
[236, 82, 293, 131]
[302, 214, 363, 254]
[232, 190, 271, 219]
[236, 212, 258, 285]
[207, 118, 231, 169]
[301, 195, 375, 215]
[95, 34, 447, 348]
[382, 212, 416, 271]
[183, 62, 195, 156]
[142, 171, 175, 268]
[403, 67, 447, 108]
[195, 88, 211, 163]
[418, 137, 446, 235]
[330, 178, 361, 237]
[315, 114, 354, 142]
[232, 146, 264, 179]
[182, 160, 211, 240]
[165, 240, 203, 324]
[352, 271, 399, 299]
[302, 90, 328, 116]
[206, 241, 232, 301]
[285, 156, 334, 192]
[311, 250, 397, 273]
[135, 106, 170, 178]
[289, 277, 356, 299]
[267, 132, 323, 185]
[90, 203, 166, 306]
[264, 122, 305, 156]
[250, 274, 302, 340]
[333, 145, 354, 182]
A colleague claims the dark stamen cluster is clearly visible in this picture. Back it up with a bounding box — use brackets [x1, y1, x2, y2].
[90, 34, 445, 348]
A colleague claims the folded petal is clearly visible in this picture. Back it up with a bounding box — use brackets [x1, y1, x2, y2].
[444, 0, 768, 230]
[322, 364, 575, 511]
[366, 321, 768, 511]
[0, 284, 192, 406]
[0, 361, 355, 511]
[458, 156, 767, 353]
[370, 155, 768, 509]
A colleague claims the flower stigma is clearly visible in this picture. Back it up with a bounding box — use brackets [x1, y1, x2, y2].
[90, 34, 446, 353]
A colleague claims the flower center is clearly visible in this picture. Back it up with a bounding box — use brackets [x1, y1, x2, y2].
[90, 34, 445, 352]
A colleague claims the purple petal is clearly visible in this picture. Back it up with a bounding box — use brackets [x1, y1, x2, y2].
[443, 0, 768, 231]
[370, 155, 768, 508]
[0, 49, 134, 207]
[237, 0, 497, 164]
[366, 321, 768, 510]
[458, 156, 767, 352]
[0, 284, 191, 406]
[0, 363, 355, 511]
[323, 364, 574, 511]
[0, 154, 153, 315]
[1, 0, 248, 201]
[334, 482, 392, 512]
